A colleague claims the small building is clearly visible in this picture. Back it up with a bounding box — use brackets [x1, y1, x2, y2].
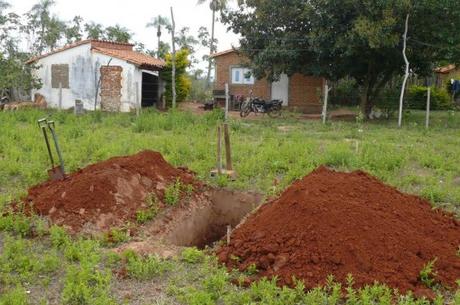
[27, 40, 166, 112]
[434, 64, 460, 88]
[211, 49, 325, 113]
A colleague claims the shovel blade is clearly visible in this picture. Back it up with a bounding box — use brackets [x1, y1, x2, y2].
[48, 166, 65, 181]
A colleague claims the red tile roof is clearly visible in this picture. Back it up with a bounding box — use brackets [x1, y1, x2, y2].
[92, 47, 165, 69]
[435, 64, 456, 74]
[26, 40, 165, 69]
[209, 49, 238, 58]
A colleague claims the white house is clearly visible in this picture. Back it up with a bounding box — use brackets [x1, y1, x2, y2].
[27, 40, 166, 112]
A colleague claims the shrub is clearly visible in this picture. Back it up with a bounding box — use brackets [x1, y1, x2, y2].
[164, 178, 182, 206]
[123, 250, 169, 280]
[0, 286, 29, 305]
[407, 86, 453, 110]
[181, 247, 205, 264]
[419, 258, 438, 288]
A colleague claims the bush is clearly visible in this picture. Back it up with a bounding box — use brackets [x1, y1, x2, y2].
[407, 86, 453, 110]
[329, 78, 360, 106]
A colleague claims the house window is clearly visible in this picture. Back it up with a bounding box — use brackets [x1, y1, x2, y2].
[231, 67, 254, 85]
[51, 64, 69, 89]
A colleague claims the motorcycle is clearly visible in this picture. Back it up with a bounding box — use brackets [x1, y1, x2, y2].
[240, 92, 283, 118]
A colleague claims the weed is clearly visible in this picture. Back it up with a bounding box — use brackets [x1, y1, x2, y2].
[49, 225, 70, 249]
[123, 250, 170, 280]
[181, 247, 205, 264]
[419, 258, 438, 288]
[61, 264, 115, 305]
[102, 228, 129, 246]
[164, 178, 182, 206]
[245, 263, 258, 276]
[136, 193, 160, 224]
[0, 286, 29, 305]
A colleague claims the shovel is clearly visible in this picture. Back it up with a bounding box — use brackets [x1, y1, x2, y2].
[38, 118, 66, 181]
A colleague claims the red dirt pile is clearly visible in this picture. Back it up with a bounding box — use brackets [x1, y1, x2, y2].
[26, 150, 203, 233]
[217, 166, 460, 294]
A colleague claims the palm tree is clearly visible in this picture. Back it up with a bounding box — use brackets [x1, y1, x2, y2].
[197, 0, 228, 88]
[146, 15, 170, 59]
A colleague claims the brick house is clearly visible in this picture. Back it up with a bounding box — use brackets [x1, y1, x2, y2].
[27, 40, 165, 112]
[211, 49, 325, 113]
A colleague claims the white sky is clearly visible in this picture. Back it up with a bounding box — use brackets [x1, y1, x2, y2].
[7, 0, 241, 69]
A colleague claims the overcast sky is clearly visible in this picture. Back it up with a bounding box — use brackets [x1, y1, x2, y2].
[8, 0, 241, 68]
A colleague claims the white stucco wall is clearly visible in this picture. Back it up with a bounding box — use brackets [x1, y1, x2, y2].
[31, 43, 145, 112]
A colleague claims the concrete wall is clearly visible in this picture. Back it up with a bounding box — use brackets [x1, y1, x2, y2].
[32, 43, 143, 112]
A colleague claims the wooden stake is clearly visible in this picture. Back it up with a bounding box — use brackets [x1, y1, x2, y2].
[223, 123, 233, 171]
[217, 125, 222, 175]
[226, 225, 231, 245]
[225, 83, 229, 121]
[426, 87, 431, 129]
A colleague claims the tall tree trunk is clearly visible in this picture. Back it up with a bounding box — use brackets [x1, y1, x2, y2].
[205, 8, 216, 89]
[398, 13, 410, 128]
[157, 22, 161, 58]
[170, 7, 176, 109]
[359, 78, 372, 118]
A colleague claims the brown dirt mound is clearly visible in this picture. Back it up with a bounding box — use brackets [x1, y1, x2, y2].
[26, 150, 204, 233]
[217, 166, 460, 294]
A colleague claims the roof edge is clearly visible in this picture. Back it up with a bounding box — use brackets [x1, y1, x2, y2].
[26, 39, 136, 64]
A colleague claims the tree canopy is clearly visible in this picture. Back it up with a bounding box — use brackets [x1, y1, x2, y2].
[223, 0, 460, 115]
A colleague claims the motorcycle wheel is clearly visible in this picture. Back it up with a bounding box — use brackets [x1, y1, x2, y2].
[267, 106, 282, 118]
[240, 102, 251, 118]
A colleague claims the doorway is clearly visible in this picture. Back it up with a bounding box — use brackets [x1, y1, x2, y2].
[141, 72, 159, 108]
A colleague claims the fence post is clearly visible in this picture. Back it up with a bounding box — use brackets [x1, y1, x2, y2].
[425, 87, 431, 129]
[217, 125, 222, 175]
[322, 81, 329, 124]
[223, 123, 233, 171]
[225, 83, 229, 121]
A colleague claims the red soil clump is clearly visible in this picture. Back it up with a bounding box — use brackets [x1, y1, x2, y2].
[26, 150, 204, 233]
[217, 166, 460, 294]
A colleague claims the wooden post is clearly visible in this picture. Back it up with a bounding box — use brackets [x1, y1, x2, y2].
[135, 81, 140, 117]
[322, 81, 329, 124]
[217, 125, 222, 175]
[426, 87, 431, 129]
[226, 225, 231, 245]
[58, 82, 62, 110]
[223, 123, 233, 171]
[170, 7, 177, 109]
[398, 13, 410, 128]
[225, 83, 229, 121]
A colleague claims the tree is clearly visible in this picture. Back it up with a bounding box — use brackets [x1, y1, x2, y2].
[65, 15, 83, 43]
[146, 15, 170, 58]
[161, 48, 192, 106]
[223, 0, 460, 117]
[84, 21, 104, 40]
[105, 25, 132, 43]
[24, 0, 65, 53]
[197, 0, 228, 87]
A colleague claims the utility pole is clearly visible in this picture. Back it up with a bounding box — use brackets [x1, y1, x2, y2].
[398, 13, 410, 128]
[170, 7, 177, 109]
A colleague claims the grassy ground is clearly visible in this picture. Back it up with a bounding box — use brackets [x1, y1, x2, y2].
[0, 108, 459, 304]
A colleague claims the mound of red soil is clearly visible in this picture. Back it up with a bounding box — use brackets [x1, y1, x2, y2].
[26, 150, 204, 233]
[217, 166, 460, 294]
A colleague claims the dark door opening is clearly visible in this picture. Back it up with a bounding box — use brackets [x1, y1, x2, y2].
[141, 72, 159, 108]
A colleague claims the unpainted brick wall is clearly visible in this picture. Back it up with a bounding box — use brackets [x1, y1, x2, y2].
[214, 52, 270, 100]
[100, 66, 123, 112]
[213, 51, 324, 113]
[289, 73, 324, 113]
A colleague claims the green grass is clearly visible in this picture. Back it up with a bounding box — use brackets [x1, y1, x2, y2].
[0, 108, 459, 304]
